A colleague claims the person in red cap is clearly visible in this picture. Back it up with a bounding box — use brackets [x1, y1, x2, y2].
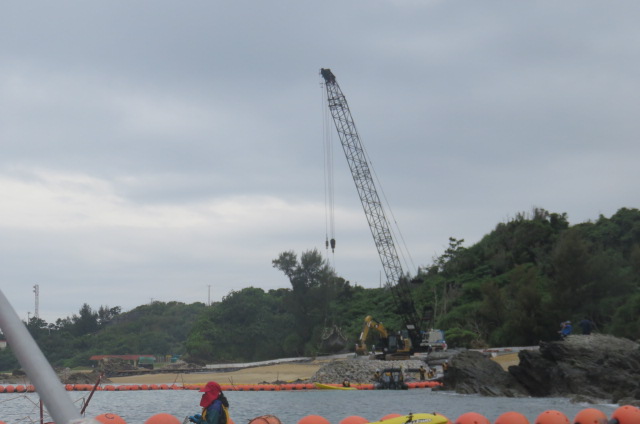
[189, 381, 230, 424]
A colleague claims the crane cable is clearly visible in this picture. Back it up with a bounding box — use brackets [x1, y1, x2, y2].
[321, 82, 336, 257]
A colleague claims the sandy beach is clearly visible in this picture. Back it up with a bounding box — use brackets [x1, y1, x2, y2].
[107, 354, 520, 385]
[109, 362, 327, 385]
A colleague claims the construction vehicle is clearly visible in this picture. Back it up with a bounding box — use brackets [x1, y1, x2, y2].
[320, 68, 446, 356]
[355, 315, 412, 359]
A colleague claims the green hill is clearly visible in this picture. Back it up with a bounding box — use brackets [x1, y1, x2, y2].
[2, 207, 638, 370]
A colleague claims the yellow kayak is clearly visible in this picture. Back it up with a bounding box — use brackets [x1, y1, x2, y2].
[371, 413, 450, 424]
[313, 382, 357, 390]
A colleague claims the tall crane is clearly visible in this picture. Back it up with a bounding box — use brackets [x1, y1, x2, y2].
[320, 68, 427, 352]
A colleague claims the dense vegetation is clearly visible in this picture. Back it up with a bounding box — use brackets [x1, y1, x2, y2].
[1, 207, 639, 370]
[0, 301, 207, 371]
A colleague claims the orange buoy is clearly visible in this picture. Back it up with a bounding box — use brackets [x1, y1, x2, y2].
[4, 385, 14, 393]
[573, 408, 607, 424]
[0, 385, 5, 393]
[15, 385, 26, 393]
[456, 412, 491, 424]
[144, 413, 181, 424]
[495, 412, 530, 424]
[380, 415, 402, 421]
[610, 405, 640, 424]
[340, 416, 368, 424]
[95, 413, 127, 424]
[298, 415, 331, 424]
[249, 415, 282, 424]
[535, 411, 570, 424]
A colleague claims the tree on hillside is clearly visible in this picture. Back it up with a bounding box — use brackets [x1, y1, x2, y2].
[273, 249, 350, 355]
[186, 287, 294, 362]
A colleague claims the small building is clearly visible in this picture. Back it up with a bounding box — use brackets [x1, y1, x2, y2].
[89, 355, 156, 368]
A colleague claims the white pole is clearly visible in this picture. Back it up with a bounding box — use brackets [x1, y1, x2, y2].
[0, 289, 82, 424]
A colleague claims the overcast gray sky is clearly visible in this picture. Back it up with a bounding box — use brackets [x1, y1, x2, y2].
[2, 1, 639, 323]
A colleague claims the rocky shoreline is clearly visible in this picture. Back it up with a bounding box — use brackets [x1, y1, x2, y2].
[2, 333, 637, 406]
[310, 333, 639, 405]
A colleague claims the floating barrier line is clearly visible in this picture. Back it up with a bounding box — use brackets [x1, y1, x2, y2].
[0, 381, 443, 392]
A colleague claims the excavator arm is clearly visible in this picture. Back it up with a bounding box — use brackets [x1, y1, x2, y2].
[355, 315, 389, 355]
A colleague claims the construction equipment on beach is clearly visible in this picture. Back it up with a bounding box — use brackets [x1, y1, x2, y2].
[320, 68, 445, 357]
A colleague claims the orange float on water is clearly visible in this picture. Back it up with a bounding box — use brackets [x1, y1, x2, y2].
[340, 415, 368, 424]
[535, 410, 570, 424]
[456, 412, 491, 424]
[144, 413, 181, 424]
[4, 385, 15, 393]
[14, 385, 26, 393]
[249, 415, 282, 424]
[610, 405, 640, 424]
[298, 415, 331, 424]
[95, 413, 127, 424]
[0, 385, 5, 393]
[573, 408, 607, 424]
[495, 411, 530, 424]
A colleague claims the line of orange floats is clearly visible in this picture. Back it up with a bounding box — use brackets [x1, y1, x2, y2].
[80, 405, 640, 424]
[0, 381, 442, 392]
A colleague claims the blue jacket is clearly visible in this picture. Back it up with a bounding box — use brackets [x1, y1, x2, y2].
[201, 399, 225, 424]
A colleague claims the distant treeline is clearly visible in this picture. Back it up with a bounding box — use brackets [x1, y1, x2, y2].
[1, 207, 638, 370]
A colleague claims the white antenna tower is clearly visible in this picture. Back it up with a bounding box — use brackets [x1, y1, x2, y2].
[33, 284, 39, 319]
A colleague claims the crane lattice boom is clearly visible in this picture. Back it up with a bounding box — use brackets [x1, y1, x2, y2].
[320, 68, 403, 288]
[320, 68, 422, 334]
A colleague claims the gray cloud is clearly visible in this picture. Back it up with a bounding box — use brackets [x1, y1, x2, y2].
[1, 0, 639, 322]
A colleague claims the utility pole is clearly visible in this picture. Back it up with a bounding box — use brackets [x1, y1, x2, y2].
[33, 284, 39, 319]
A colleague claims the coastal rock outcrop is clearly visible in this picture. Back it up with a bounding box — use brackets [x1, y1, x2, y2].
[441, 350, 528, 397]
[441, 334, 640, 402]
[508, 334, 640, 402]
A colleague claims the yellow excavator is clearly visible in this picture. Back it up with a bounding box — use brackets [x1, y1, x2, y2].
[356, 316, 412, 359]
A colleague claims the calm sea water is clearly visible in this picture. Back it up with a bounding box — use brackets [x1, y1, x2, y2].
[0, 389, 618, 424]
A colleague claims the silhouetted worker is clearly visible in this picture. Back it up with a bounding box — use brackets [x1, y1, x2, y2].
[558, 321, 572, 340]
[579, 318, 594, 335]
